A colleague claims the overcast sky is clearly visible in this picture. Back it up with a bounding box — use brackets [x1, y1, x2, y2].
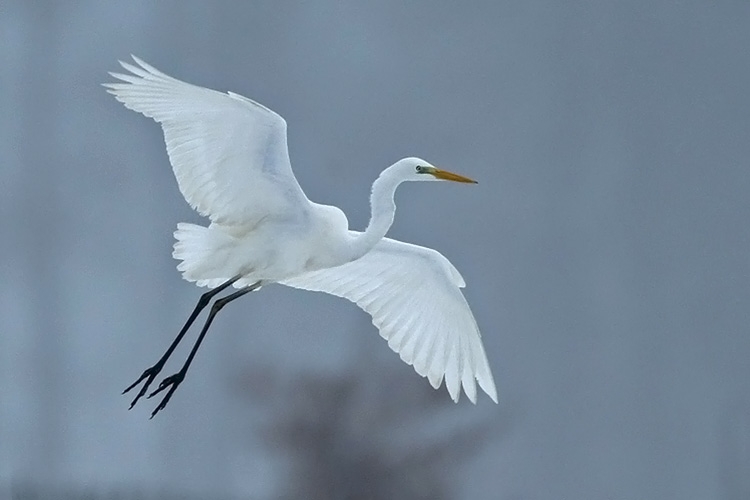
[2, 2, 750, 499]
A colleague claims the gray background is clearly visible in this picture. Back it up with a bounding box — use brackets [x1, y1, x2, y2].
[2, 1, 749, 499]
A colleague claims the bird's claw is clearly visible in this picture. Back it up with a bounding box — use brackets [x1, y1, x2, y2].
[147, 372, 183, 398]
[147, 372, 185, 419]
[123, 364, 164, 409]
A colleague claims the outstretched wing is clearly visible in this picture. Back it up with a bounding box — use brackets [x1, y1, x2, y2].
[281, 236, 498, 404]
[104, 56, 310, 226]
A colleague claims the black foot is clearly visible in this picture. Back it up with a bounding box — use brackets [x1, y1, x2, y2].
[123, 363, 165, 409]
[147, 371, 185, 418]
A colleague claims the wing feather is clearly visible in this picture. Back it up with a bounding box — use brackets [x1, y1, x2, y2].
[104, 56, 310, 226]
[281, 236, 498, 404]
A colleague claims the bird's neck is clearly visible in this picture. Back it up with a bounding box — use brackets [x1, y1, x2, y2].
[348, 168, 401, 260]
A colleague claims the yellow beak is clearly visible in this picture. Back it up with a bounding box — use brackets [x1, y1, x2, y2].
[429, 168, 478, 184]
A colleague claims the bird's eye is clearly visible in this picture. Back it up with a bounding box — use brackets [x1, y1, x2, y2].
[416, 165, 424, 173]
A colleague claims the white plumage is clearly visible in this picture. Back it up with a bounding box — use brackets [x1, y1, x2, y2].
[282, 238, 496, 403]
[105, 56, 497, 409]
[105, 57, 308, 227]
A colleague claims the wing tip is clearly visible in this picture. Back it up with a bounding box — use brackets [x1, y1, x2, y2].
[480, 376, 499, 404]
[130, 54, 166, 77]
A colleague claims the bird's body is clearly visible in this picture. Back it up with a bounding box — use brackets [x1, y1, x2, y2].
[105, 56, 497, 416]
[174, 203, 351, 287]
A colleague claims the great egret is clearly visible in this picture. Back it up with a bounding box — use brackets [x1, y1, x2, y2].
[105, 56, 497, 418]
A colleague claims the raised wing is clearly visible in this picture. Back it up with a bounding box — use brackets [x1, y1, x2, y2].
[104, 56, 310, 226]
[281, 236, 498, 404]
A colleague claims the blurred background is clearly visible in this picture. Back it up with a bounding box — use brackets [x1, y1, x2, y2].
[2, 1, 750, 499]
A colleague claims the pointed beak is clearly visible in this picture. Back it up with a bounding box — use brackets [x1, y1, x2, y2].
[429, 167, 478, 184]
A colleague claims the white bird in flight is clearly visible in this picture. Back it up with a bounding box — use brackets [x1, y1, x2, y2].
[104, 56, 497, 417]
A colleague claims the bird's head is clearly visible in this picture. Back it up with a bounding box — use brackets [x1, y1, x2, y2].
[394, 157, 478, 184]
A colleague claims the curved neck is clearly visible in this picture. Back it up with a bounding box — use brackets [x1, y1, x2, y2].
[348, 168, 402, 260]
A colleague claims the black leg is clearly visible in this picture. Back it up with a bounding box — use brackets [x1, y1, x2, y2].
[123, 275, 242, 409]
[146, 281, 261, 418]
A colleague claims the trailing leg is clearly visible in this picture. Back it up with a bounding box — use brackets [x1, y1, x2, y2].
[147, 281, 261, 418]
[123, 275, 242, 409]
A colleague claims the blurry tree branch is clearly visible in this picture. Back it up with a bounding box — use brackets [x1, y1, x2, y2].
[230, 337, 509, 500]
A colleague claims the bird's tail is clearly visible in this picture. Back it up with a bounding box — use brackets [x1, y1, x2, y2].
[173, 222, 236, 288]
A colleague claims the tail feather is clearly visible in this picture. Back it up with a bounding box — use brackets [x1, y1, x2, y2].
[173, 223, 235, 288]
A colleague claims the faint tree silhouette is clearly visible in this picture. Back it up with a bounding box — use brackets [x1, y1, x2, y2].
[231, 330, 507, 500]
